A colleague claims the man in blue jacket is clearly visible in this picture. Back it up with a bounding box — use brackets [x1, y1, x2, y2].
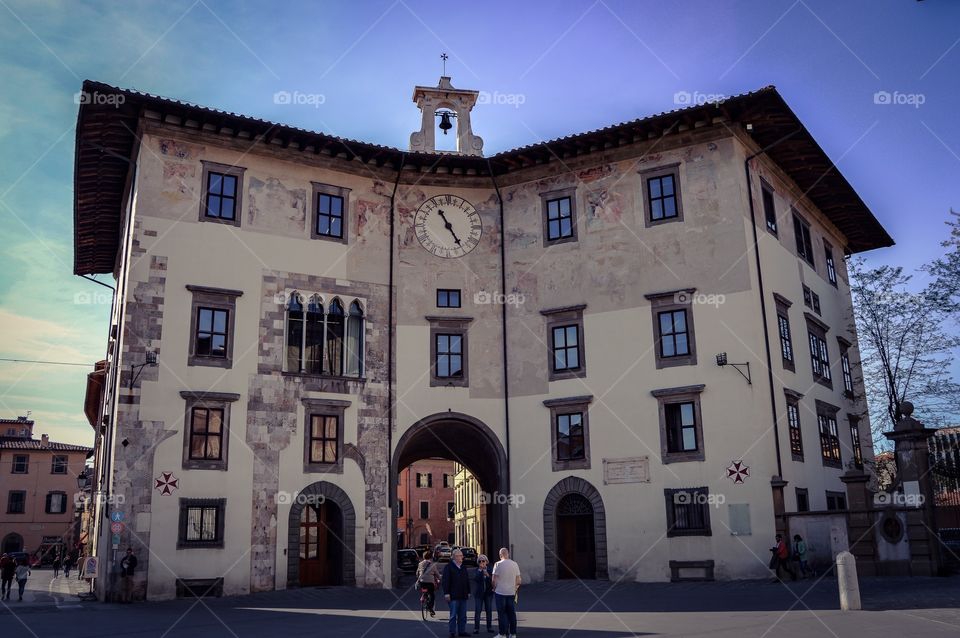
[442, 548, 471, 637]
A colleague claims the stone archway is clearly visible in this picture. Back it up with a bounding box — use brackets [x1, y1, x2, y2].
[543, 477, 608, 580]
[2, 533, 23, 554]
[286, 481, 356, 587]
[391, 412, 509, 581]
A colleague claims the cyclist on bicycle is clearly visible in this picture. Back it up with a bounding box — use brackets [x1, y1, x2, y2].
[416, 549, 441, 617]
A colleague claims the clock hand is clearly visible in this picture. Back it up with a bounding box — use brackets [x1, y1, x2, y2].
[437, 209, 462, 245]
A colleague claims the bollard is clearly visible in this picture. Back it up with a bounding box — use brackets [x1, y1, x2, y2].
[836, 551, 861, 611]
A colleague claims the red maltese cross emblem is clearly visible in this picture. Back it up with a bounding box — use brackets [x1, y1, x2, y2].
[154, 471, 180, 495]
[726, 461, 750, 484]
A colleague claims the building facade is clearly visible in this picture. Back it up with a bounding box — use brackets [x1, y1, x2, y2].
[0, 417, 92, 557]
[453, 463, 487, 556]
[72, 77, 891, 599]
[396, 459, 455, 549]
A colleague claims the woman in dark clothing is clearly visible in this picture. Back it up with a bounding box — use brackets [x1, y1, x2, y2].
[473, 554, 494, 634]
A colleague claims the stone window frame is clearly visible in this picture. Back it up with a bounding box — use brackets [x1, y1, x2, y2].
[11, 454, 28, 474]
[792, 210, 816, 268]
[543, 395, 593, 472]
[310, 182, 351, 244]
[805, 313, 833, 389]
[50, 455, 68, 474]
[301, 397, 350, 474]
[541, 304, 587, 381]
[6, 490, 26, 514]
[760, 178, 778, 236]
[837, 337, 854, 397]
[44, 491, 67, 514]
[641, 163, 684, 227]
[281, 292, 368, 380]
[180, 390, 240, 471]
[539, 186, 578, 246]
[645, 289, 697, 369]
[848, 414, 863, 468]
[784, 388, 805, 462]
[186, 285, 243, 369]
[824, 239, 838, 287]
[177, 497, 226, 549]
[826, 491, 847, 511]
[773, 293, 795, 372]
[198, 160, 245, 227]
[427, 316, 472, 388]
[663, 486, 712, 537]
[795, 487, 810, 512]
[816, 399, 842, 469]
[652, 384, 706, 464]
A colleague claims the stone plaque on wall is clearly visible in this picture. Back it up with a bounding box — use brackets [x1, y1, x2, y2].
[602, 456, 650, 484]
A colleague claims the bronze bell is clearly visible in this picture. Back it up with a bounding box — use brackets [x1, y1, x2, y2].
[438, 111, 453, 135]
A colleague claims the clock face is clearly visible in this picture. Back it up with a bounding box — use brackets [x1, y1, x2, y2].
[414, 194, 482, 258]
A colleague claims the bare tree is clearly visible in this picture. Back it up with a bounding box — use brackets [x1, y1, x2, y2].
[848, 258, 959, 446]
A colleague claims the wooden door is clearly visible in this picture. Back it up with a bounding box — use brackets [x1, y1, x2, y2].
[556, 494, 596, 579]
[299, 501, 343, 586]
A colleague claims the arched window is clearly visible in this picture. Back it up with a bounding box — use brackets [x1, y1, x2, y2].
[345, 300, 364, 377]
[304, 296, 324, 374]
[324, 298, 345, 376]
[286, 293, 304, 372]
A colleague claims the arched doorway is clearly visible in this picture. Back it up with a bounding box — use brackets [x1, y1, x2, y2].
[391, 412, 509, 582]
[556, 494, 596, 579]
[286, 481, 356, 587]
[543, 477, 608, 580]
[2, 533, 23, 554]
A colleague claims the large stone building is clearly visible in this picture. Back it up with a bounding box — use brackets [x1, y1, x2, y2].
[0, 417, 92, 557]
[396, 458, 456, 550]
[73, 76, 891, 599]
[453, 463, 488, 556]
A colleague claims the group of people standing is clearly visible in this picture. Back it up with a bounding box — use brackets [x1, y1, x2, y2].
[50, 550, 78, 579]
[417, 547, 522, 638]
[770, 533, 812, 581]
[0, 554, 32, 601]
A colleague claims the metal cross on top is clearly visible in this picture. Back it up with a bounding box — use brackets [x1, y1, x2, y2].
[441, 53, 449, 75]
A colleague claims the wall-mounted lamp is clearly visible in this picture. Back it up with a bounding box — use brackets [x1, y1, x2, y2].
[716, 352, 751, 385]
[129, 351, 158, 390]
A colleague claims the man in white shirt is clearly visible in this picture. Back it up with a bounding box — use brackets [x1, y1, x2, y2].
[491, 547, 521, 638]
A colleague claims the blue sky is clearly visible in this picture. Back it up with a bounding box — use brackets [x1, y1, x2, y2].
[1, 0, 958, 445]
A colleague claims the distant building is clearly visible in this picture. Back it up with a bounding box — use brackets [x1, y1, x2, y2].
[453, 463, 487, 556]
[397, 459, 455, 549]
[0, 417, 92, 557]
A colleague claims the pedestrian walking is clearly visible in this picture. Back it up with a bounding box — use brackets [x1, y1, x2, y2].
[491, 547, 521, 638]
[63, 553, 72, 578]
[15, 559, 31, 601]
[52, 553, 61, 578]
[793, 534, 811, 578]
[120, 548, 138, 603]
[442, 548, 471, 638]
[769, 534, 796, 581]
[416, 549, 441, 617]
[473, 554, 494, 634]
[0, 553, 15, 600]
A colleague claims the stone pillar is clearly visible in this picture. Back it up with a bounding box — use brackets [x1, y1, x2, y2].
[841, 468, 877, 576]
[883, 401, 943, 576]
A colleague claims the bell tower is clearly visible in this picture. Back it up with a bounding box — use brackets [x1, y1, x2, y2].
[410, 76, 484, 156]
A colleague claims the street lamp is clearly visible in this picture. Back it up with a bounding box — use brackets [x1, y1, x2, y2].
[77, 471, 90, 490]
[129, 351, 158, 390]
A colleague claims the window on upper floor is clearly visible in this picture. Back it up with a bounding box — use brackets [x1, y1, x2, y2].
[442, 473, 453, 489]
[301, 397, 348, 474]
[849, 416, 863, 468]
[761, 180, 778, 234]
[643, 165, 683, 226]
[793, 213, 815, 267]
[817, 401, 842, 468]
[187, 285, 242, 369]
[178, 498, 226, 548]
[11, 454, 28, 474]
[774, 294, 795, 372]
[416, 473, 433, 488]
[824, 240, 838, 286]
[285, 294, 364, 378]
[795, 488, 809, 512]
[786, 392, 804, 462]
[7, 490, 25, 514]
[419, 501, 429, 519]
[838, 338, 854, 397]
[51, 455, 68, 474]
[541, 305, 586, 381]
[664, 487, 711, 537]
[45, 491, 67, 514]
[653, 384, 705, 464]
[437, 289, 461, 308]
[826, 491, 847, 511]
[802, 285, 821, 315]
[543, 194, 576, 243]
[397, 499, 404, 518]
[311, 183, 350, 243]
[447, 502, 455, 521]
[428, 316, 470, 388]
[544, 395, 593, 472]
[806, 316, 832, 389]
[200, 161, 245, 226]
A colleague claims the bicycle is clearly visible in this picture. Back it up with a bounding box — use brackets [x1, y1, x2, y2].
[419, 583, 437, 621]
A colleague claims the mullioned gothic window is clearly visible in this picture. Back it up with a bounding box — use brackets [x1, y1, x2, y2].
[285, 293, 364, 377]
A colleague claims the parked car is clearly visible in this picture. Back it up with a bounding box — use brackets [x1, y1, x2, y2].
[397, 549, 420, 573]
[459, 547, 478, 567]
[434, 541, 452, 561]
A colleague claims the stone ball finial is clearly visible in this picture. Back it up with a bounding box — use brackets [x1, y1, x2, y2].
[900, 401, 914, 417]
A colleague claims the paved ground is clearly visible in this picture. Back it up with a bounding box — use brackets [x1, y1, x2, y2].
[2, 569, 959, 637]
